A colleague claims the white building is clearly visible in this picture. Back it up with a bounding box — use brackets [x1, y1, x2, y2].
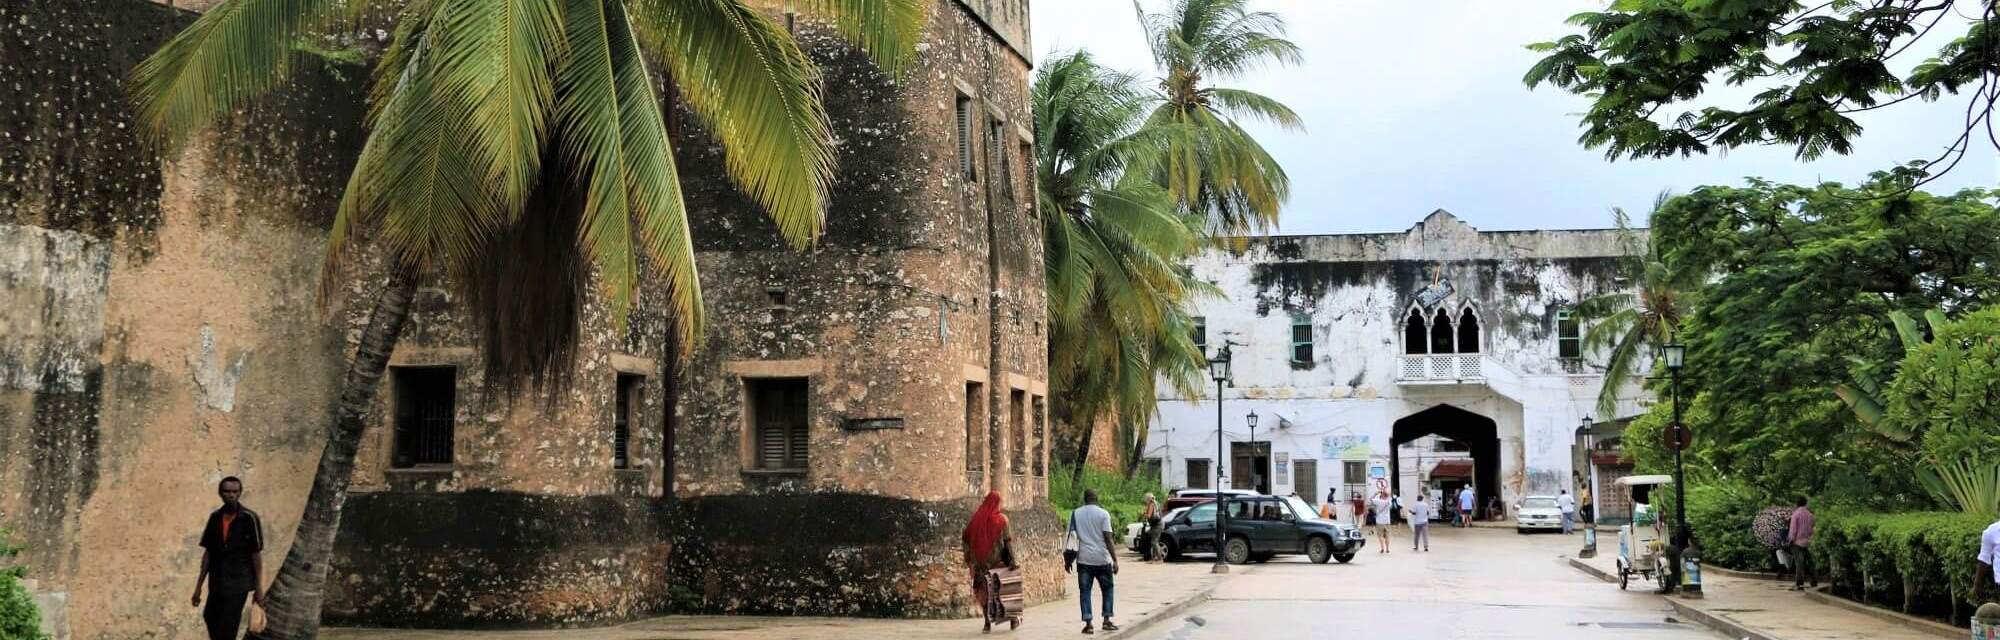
[1146, 211, 1649, 519]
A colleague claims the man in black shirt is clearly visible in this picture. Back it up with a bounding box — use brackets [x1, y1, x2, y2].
[193, 477, 263, 640]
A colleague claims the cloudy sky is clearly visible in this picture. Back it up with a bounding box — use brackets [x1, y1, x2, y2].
[1029, 1, 1998, 235]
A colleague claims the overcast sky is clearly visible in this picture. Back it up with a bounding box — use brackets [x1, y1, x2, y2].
[1029, 1, 1999, 235]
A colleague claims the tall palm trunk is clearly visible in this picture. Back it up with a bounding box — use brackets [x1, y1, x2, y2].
[251, 268, 420, 639]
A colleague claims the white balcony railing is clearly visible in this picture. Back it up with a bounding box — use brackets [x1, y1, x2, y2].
[1397, 354, 1484, 383]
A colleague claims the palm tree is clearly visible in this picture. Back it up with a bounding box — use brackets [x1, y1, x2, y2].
[130, 1, 923, 636]
[1135, 0, 1302, 234]
[1576, 192, 1697, 419]
[1035, 51, 1211, 480]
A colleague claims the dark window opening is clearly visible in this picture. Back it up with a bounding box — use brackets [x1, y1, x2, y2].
[989, 118, 1011, 198]
[748, 378, 809, 471]
[1457, 308, 1481, 354]
[1032, 395, 1047, 476]
[614, 373, 642, 469]
[955, 94, 976, 181]
[392, 366, 456, 468]
[1009, 389, 1027, 474]
[1403, 309, 1428, 355]
[1290, 315, 1313, 364]
[1557, 310, 1582, 359]
[1192, 316, 1207, 351]
[1187, 459, 1212, 490]
[1430, 308, 1455, 354]
[965, 382, 985, 473]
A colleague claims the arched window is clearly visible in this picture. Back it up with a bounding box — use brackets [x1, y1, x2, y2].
[1430, 308, 1455, 354]
[1404, 308, 1428, 354]
[1457, 308, 1480, 353]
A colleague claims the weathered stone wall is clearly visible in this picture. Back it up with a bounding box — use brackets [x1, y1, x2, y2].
[670, 0, 1055, 616]
[3, 0, 1051, 635]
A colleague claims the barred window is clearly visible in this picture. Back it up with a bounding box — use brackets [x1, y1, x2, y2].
[614, 373, 643, 469]
[748, 378, 809, 471]
[955, 94, 975, 181]
[1290, 315, 1313, 364]
[392, 367, 456, 468]
[1557, 309, 1582, 359]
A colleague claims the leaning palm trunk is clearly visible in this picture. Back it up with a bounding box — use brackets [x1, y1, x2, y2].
[250, 269, 419, 639]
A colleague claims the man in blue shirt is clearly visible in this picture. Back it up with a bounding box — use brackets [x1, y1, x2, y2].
[1457, 486, 1476, 527]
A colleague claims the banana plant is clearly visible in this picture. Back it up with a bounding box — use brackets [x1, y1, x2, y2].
[1832, 308, 1946, 443]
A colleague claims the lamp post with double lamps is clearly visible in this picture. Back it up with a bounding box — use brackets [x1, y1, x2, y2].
[1579, 415, 1598, 558]
[1207, 347, 1232, 574]
[1661, 341, 1702, 597]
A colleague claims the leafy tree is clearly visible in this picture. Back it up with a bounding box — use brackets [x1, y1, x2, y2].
[0, 530, 43, 640]
[1035, 51, 1211, 479]
[130, 1, 924, 636]
[1886, 308, 2000, 464]
[1136, 0, 1303, 234]
[1575, 191, 1700, 419]
[1525, 0, 1999, 186]
[1635, 174, 2000, 508]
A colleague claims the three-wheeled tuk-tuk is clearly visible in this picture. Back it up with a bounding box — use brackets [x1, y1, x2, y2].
[1614, 474, 1674, 592]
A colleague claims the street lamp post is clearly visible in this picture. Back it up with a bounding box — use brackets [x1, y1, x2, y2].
[1662, 341, 1702, 597]
[1579, 415, 1598, 558]
[1247, 411, 1259, 493]
[1208, 347, 1232, 574]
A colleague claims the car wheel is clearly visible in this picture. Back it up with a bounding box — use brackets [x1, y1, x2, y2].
[1164, 538, 1182, 562]
[1307, 536, 1333, 564]
[1224, 537, 1253, 565]
[1619, 568, 1629, 591]
[1333, 552, 1355, 564]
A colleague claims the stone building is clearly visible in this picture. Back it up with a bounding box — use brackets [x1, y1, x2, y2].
[1145, 211, 1651, 520]
[0, 0, 1050, 637]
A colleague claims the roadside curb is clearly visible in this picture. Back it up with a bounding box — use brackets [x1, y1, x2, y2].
[1704, 563, 1784, 581]
[1107, 565, 1238, 638]
[1565, 557, 1779, 640]
[1802, 587, 1961, 639]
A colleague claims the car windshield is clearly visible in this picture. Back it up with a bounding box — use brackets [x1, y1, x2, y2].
[1284, 496, 1321, 521]
[1524, 497, 1558, 509]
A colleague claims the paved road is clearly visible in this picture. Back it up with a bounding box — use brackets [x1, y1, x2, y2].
[1128, 525, 1722, 640]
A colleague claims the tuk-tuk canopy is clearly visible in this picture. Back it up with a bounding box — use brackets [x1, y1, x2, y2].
[1615, 474, 1674, 487]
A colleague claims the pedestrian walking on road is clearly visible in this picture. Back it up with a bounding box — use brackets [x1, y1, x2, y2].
[1408, 494, 1432, 552]
[1975, 515, 2000, 602]
[1457, 486, 1475, 527]
[1788, 496, 1817, 591]
[192, 476, 265, 640]
[1557, 490, 1578, 534]
[1069, 490, 1119, 634]
[1371, 490, 1393, 553]
[963, 490, 1019, 633]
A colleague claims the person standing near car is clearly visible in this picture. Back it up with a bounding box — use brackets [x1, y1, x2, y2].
[1408, 493, 1432, 552]
[1557, 490, 1578, 534]
[1139, 493, 1161, 563]
[1070, 490, 1118, 634]
[1371, 490, 1393, 554]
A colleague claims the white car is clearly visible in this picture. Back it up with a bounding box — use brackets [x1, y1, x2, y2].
[1515, 496, 1564, 533]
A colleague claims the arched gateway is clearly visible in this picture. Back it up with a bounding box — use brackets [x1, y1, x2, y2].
[1390, 404, 1501, 518]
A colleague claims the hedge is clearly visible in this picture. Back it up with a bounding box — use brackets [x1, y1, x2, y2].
[1812, 511, 1990, 625]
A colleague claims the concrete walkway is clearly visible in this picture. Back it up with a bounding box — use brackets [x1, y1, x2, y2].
[324, 558, 1225, 640]
[1567, 545, 1955, 640]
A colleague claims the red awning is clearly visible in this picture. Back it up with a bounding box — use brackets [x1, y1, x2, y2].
[1429, 459, 1474, 478]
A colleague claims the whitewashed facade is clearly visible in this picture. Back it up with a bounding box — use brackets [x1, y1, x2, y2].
[1147, 211, 1650, 518]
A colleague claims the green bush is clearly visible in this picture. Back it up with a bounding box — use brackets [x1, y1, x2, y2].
[1682, 482, 1772, 572]
[0, 531, 42, 640]
[1048, 463, 1162, 531]
[1812, 511, 1990, 625]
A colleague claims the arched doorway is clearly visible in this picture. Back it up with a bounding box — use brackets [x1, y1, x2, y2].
[1390, 404, 1501, 520]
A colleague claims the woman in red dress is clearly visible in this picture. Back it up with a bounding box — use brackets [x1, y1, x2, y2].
[962, 490, 1017, 633]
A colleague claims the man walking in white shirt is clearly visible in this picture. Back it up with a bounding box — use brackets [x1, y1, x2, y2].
[1557, 490, 1578, 535]
[1975, 517, 2000, 603]
[1408, 494, 1432, 552]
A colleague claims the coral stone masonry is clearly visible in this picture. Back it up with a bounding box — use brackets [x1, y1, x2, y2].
[0, 0, 1049, 637]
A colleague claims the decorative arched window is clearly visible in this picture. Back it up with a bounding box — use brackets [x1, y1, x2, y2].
[1430, 308, 1455, 354]
[1457, 307, 1480, 353]
[1404, 308, 1428, 355]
